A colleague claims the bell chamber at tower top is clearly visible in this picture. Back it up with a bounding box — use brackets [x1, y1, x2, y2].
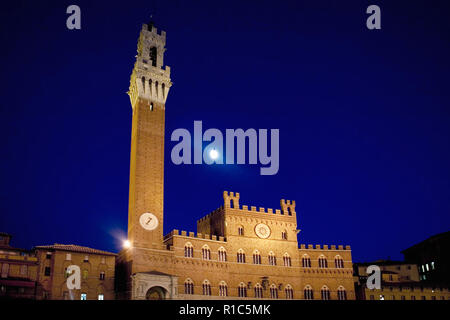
[128, 23, 172, 107]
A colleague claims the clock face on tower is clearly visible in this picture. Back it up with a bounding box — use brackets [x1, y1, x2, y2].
[139, 213, 159, 231]
[255, 223, 271, 239]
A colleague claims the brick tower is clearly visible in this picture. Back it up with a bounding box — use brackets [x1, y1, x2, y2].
[127, 22, 172, 250]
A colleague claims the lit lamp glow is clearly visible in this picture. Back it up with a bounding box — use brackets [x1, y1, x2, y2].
[209, 149, 219, 160]
[123, 240, 131, 249]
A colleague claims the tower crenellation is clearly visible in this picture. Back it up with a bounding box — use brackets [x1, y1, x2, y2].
[280, 199, 296, 216]
[128, 23, 172, 107]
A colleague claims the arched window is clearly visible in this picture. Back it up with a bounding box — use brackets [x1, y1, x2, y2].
[219, 281, 228, 297]
[321, 286, 331, 300]
[337, 286, 347, 300]
[202, 280, 211, 296]
[283, 253, 292, 267]
[268, 251, 277, 266]
[184, 278, 194, 295]
[254, 283, 263, 298]
[218, 247, 227, 262]
[302, 254, 311, 268]
[149, 103, 154, 111]
[162, 83, 165, 98]
[253, 250, 262, 265]
[148, 79, 152, 97]
[149, 46, 157, 67]
[238, 226, 244, 236]
[238, 282, 247, 297]
[155, 81, 159, 98]
[318, 255, 328, 268]
[285, 284, 294, 299]
[202, 245, 211, 260]
[141, 76, 146, 93]
[304, 285, 314, 300]
[237, 249, 246, 263]
[335, 255, 344, 268]
[281, 230, 288, 240]
[270, 284, 278, 299]
[184, 242, 193, 258]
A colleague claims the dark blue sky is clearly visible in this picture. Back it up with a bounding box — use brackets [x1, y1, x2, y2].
[1, 0, 449, 262]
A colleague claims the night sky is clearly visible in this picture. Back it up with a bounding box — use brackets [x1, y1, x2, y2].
[1, 0, 449, 263]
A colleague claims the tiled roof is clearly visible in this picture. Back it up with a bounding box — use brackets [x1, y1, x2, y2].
[139, 270, 173, 276]
[34, 244, 117, 256]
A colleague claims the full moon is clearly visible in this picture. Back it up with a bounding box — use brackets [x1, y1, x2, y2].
[209, 149, 219, 160]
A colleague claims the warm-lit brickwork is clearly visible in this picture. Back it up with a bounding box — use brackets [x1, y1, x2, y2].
[116, 22, 354, 300]
[35, 244, 116, 300]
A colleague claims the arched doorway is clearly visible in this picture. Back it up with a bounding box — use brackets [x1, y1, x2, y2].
[145, 286, 166, 300]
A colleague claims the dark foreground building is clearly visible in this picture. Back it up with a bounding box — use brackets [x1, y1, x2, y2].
[402, 231, 450, 286]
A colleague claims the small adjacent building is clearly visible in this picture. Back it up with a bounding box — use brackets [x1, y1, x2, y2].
[0, 233, 39, 299]
[34, 244, 116, 300]
[354, 259, 450, 300]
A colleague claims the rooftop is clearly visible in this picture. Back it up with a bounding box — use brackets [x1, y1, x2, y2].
[34, 244, 117, 256]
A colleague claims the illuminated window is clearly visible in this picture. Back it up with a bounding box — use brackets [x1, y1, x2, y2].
[84, 255, 89, 262]
[238, 283, 247, 297]
[184, 242, 193, 258]
[285, 284, 294, 299]
[337, 286, 347, 300]
[321, 286, 330, 300]
[237, 249, 246, 263]
[99, 271, 105, 280]
[270, 284, 278, 299]
[150, 103, 154, 111]
[218, 247, 227, 262]
[97, 294, 104, 300]
[283, 253, 291, 267]
[80, 293, 87, 300]
[302, 255, 311, 268]
[318, 255, 328, 268]
[184, 278, 194, 295]
[304, 285, 314, 300]
[219, 281, 228, 297]
[253, 250, 261, 265]
[202, 245, 211, 260]
[254, 283, 263, 298]
[268, 252, 277, 266]
[238, 226, 244, 236]
[202, 280, 211, 296]
[334, 255, 344, 268]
